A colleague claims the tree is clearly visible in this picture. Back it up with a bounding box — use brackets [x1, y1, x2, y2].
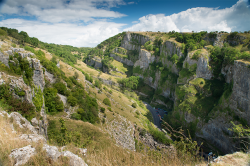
[73, 71, 79, 79]
[103, 98, 111, 106]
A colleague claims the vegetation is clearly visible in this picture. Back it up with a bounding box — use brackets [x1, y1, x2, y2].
[103, 98, 111, 106]
[44, 87, 64, 114]
[32, 87, 43, 112]
[0, 27, 91, 65]
[0, 84, 36, 121]
[9, 53, 34, 85]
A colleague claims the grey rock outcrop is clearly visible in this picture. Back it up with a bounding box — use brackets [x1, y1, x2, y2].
[45, 70, 56, 84]
[106, 115, 135, 151]
[9, 145, 36, 166]
[86, 56, 102, 69]
[19, 134, 46, 143]
[32, 58, 45, 91]
[43, 144, 88, 166]
[10, 112, 38, 134]
[229, 60, 250, 125]
[134, 49, 155, 70]
[11, 47, 25, 53]
[121, 32, 150, 51]
[0, 52, 9, 67]
[196, 54, 213, 80]
[110, 53, 134, 66]
[4, 50, 13, 56]
[221, 64, 234, 83]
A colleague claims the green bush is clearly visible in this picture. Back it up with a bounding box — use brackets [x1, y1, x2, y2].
[71, 113, 81, 120]
[53, 82, 67, 95]
[44, 87, 64, 114]
[103, 98, 111, 106]
[107, 107, 112, 112]
[132, 103, 137, 108]
[67, 95, 77, 107]
[32, 87, 43, 112]
[0, 84, 36, 121]
[100, 107, 105, 113]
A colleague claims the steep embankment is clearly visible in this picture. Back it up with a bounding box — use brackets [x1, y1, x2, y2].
[87, 31, 250, 154]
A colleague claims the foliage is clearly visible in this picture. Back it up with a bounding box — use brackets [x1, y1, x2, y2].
[103, 98, 111, 106]
[100, 107, 105, 113]
[67, 95, 78, 107]
[132, 103, 137, 108]
[44, 87, 64, 114]
[9, 53, 34, 85]
[118, 76, 140, 90]
[32, 87, 43, 112]
[229, 121, 250, 152]
[210, 46, 250, 78]
[0, 27, 91, 65]
[147, 122, 172, 144]
[161, 119, 203, 161]
[53, 82, 67, 95]
[0, 84, 36, 121]
[94, 79, 102, 89]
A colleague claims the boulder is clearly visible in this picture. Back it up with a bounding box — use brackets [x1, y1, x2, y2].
[9, 145, 36, 166]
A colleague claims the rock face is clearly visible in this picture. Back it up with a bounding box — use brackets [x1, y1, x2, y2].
[43, 144, 88, 166]
[86, 56, 102, 69]
[134, 49, 155, 70]
[106, 115, 135, 151]
[229, 60, 250, 125]
[32, 58, 45, 91]
[0, 46, 48, 137]
[221, 64, 234, 83]
[0, 52, 9, 67]
[196, 115, 236, 154]
[9, 145, 36, 166]
[121, 32, 150, 51]
[196, 53, 213, 80]
[110, 53, 134, 66]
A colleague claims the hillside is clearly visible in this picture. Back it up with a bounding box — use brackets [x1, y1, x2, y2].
[86, 30, 250, 155]
[0, 27, 249, 166]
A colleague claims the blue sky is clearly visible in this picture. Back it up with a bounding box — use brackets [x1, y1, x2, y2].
[0, 0, 249, 47]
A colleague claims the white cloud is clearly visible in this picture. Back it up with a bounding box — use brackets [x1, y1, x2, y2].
[125, 0, 250, 32]
[0, 19, 125, 47]
[1, 0, 127, 23]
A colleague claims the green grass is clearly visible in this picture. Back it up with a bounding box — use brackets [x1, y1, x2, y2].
[114, 53, 128, 59]
[111, 60, 128, 74]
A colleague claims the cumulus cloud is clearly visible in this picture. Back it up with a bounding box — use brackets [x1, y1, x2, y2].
[0, 19, 125, 47]
[125, 0, 250, 32]
[1, 0, 126, 23]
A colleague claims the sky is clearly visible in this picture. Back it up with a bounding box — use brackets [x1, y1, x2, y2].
[0, 0, 249, 47]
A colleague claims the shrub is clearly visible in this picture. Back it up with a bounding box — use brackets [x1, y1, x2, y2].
[103, 98, 111, 106]
[132, 103, 137, 108]
[53, 82, 67, 95]
[108, 107, 112, 112]
[0, 84, 36, 121]
[32, 87, 43, 112]
[71, 113, 81, 120]
[44, 87, 64, 113]
[67, 95, 77, 107]
[100, 107, 105, 113]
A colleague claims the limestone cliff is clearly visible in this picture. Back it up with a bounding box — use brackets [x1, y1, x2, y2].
[0, 45, 47, 137]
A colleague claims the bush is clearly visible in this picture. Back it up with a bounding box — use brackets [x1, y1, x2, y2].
[44, 87, 64, 113]
[0, 84, 36, 121]
[71, 113, 81, 120]
[107, 107, 112, 112]
[67, 95, 77, 107]
[100, 107, 105, 113]
[103, 98, 111, 106]
[53, 82, 67, 95]
[132, 103, 137, 108]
